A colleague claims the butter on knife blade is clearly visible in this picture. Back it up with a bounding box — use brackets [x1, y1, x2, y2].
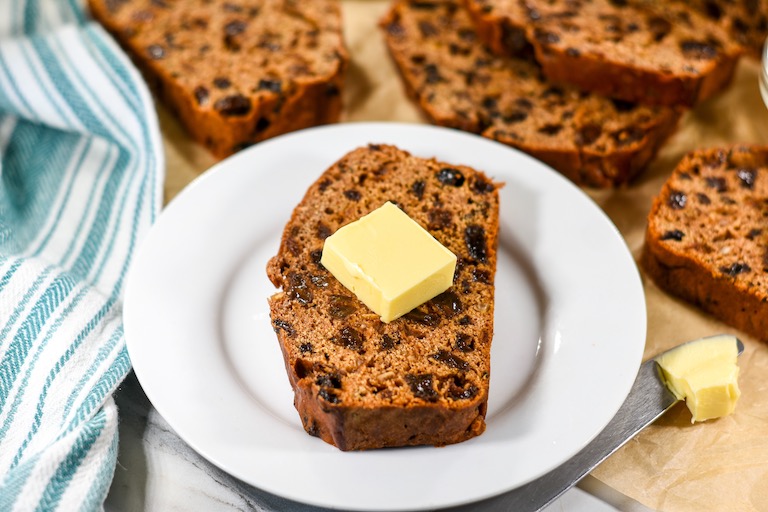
[655, 334, 741, 423]
[445, 335, 744, 512]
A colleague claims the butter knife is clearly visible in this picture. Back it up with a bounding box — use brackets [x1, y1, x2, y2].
[446, 336, 744, 512]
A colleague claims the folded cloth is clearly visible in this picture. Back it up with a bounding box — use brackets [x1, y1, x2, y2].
[0, 1, 163, 510]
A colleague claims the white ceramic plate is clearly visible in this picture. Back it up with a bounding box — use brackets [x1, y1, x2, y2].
[124, 123, 646, 511]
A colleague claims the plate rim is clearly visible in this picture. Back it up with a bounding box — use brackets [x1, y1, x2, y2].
[124, 121, 646, 511]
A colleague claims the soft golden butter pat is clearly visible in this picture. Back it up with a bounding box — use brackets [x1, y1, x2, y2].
[320, 201, 457, 323]
[656, 335, 741, 423]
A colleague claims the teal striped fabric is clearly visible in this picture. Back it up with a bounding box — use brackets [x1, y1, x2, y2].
[0, 1, 163, 510]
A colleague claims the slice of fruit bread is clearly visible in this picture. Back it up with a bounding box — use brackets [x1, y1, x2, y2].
[266, 144, 500, 450]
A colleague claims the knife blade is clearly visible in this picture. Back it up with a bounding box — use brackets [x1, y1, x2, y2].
[446, 336, 744, 512]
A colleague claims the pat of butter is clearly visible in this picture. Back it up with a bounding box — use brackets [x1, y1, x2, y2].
[656, 335, 741, 423]
[320, 201, 457, 323]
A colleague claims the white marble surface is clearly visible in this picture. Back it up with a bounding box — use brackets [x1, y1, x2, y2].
[105, 372, 654, 512]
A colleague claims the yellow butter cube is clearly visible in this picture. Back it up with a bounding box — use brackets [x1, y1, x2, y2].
[656, 335, 741, 423]
[320, 202, 457, 323]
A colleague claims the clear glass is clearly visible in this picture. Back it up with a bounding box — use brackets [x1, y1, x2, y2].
[761, 37, 768, 107]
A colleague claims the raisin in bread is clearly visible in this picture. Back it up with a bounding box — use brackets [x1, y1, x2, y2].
[88, 0, 347, 158]
[642, 145, 768, 342]
[683, 0, 768, 59]
[266, 144, 500, 450]
[463, 0, 744, 107]
[381, 0, 680, 188]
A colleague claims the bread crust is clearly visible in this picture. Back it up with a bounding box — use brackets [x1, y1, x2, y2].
[642, 145, 768, 342]
[267, 144, 499, 450]
[463, 0, 744, 107]
[88, 0, 347, 158]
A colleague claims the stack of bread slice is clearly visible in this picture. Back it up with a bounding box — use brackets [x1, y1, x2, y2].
[383, 0, 749, 187]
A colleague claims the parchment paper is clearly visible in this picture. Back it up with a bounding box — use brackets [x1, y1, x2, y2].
[156, 2, 768, 510]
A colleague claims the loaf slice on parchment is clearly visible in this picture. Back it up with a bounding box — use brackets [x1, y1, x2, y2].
[381, 0, 680, 188]
[266, 144, 500, 450]
[88, 0, 347, 158]
[642, 145, 768, 342]
[463, 0, 744, 107]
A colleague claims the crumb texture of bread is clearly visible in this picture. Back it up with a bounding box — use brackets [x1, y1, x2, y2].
[266, 144, 500, 451]
[463, 0, 744, 107]
[642, 145, 768, 342]
[381, 0, 680, 188]
[88, 0, 348, 158]
[681, 0, 768, 59]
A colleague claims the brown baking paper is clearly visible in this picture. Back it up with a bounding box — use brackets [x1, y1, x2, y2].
[155, 2, 768, 510]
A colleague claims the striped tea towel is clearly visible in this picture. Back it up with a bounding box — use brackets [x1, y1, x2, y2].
[0, 1, 164, 510]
